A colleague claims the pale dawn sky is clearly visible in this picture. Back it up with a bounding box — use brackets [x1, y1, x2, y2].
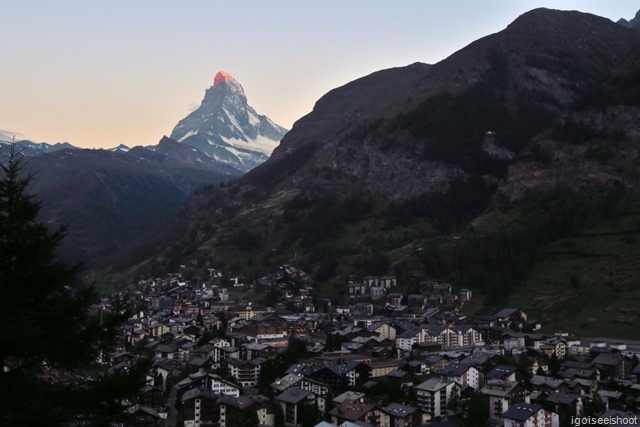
[1, 1, 638, 148]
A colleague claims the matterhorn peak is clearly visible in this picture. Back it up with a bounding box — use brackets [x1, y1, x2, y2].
[213, 70, 235, 87]
[170, 72, 288, 173]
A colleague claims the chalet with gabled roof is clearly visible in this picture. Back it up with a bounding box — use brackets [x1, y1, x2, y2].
[329, 399, 377, 426]
[486, 365, 518, 382]
[138, 385, 167, 410]
[502, 402, 558, 427]
[309, 361, 371, 393]
[379, 402, 427, 427]
[592, 352, 630, 379]
[436, 362, 483, 390]
[275, 388, 315, 427]
[125, 405, 163, 427]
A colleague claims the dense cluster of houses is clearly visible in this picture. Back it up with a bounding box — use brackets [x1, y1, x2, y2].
[97, 267, 640, 426]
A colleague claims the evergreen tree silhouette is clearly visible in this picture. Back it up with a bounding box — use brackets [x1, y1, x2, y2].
[0, 147, 149, 425]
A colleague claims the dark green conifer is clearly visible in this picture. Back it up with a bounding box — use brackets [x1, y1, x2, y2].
[0, 148, 148, 425]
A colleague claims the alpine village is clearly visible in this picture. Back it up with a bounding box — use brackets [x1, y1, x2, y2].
[3, 7, 640, 427]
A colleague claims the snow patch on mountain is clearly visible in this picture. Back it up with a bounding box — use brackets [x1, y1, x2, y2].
[221, 135, 279, 157]
[178, 130, 198, 142]
[109, 144, 130, 152]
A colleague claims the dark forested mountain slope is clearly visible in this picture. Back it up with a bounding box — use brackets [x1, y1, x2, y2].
[25, 137, 240, 264]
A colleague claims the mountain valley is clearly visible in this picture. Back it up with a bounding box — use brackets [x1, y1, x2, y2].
[3, 8, 640, 338]
[103, 8, 640, 338]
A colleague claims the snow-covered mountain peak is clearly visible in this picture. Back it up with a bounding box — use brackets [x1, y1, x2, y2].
[170, 72, 288, 173]
[213, 70, 235, 87]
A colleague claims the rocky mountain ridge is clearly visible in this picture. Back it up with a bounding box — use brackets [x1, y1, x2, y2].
[0, 138, 77, 157]
[618, 9, 640, 29]
[238, 9, 640, 206]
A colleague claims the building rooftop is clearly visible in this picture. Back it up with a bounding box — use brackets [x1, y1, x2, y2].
[415, 377, 454, 392]
[481, 379, 522, 397]
[502, 403, 542, 421]
[328, 399, 376, 422]
[333, 391, 366, 404]
[276, 388, 313, 404]
[486, 365, 517, 380]
[380, 402, 418, 417]
[438, 362, 472, 377]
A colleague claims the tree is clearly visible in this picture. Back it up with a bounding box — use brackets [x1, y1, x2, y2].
[274, 403, 285, 427]
[0, 150, 149, 425]
[466, 391, 490, 427]
[299, 401, 321, 427]
[585, 392, 606, 416]
[228, 406, 259, 427]
[548, 353, 561, 378]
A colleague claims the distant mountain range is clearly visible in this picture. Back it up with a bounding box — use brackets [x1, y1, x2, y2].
[170, 71, 288, 172]
[2, 72, 287, 264]
[114, 8, 640, 338]
[0, 134, 76, 156]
